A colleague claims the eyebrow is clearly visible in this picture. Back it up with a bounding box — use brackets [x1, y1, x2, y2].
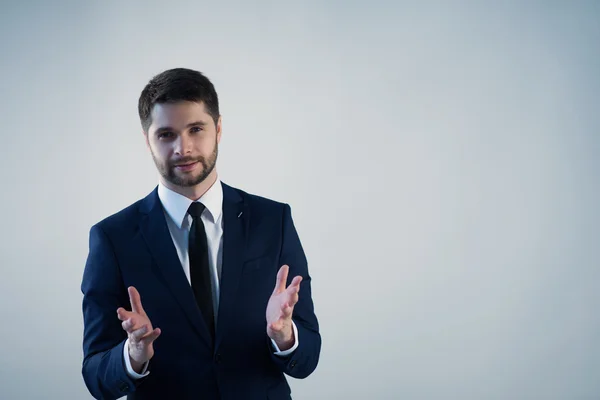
[155, 121, 207, 134]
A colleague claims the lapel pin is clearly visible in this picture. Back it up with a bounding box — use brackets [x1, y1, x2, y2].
[238, 211, 243, 218]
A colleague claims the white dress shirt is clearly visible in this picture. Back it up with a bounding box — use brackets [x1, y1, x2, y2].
[124, 176, 298, 378]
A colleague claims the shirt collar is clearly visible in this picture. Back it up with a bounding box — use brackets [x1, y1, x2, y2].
[157, 176, 223, 228]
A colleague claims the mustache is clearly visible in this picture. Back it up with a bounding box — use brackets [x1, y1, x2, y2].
[170, 157, 203, 166]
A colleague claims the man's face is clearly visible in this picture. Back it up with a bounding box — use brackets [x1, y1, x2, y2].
[146, 101, 221, 188]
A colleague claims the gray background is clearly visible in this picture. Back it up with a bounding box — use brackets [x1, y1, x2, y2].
[1, 1, 599, 399]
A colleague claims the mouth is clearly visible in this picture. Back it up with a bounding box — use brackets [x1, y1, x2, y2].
[173, 161, 199, 172]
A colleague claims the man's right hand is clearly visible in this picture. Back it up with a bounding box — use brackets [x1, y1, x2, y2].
[117, 286, 161, 373]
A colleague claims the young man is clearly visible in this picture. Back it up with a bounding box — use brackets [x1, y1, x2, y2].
[81, 68, 321, 400]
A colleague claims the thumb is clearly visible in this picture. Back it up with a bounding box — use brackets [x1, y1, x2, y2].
[141, 327, 162, 345]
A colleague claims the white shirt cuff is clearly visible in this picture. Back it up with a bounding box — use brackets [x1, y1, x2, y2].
[271, 320, 299, 356]
[123, 338, 150, 379]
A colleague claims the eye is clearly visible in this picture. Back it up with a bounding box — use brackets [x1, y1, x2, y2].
[158, 132, 174, 139]
[190, 126, 203, 133]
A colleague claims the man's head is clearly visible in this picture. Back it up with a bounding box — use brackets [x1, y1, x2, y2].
[138, 68, 222, 191]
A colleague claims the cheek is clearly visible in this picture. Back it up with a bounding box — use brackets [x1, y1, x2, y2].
[150, 142, 172, 160]
[199, 135, 216, 151]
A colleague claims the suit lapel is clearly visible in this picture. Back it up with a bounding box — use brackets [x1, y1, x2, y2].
[215, 182, 248, 350]
[139, 188, 212, 346]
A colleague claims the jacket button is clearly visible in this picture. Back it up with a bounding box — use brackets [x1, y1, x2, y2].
[119, 381, 130, 392]
[290, 360, 297, 369]
[214, 353, 222, 364]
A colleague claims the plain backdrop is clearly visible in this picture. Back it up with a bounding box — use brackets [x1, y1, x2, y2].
[1, 1, 599, 399]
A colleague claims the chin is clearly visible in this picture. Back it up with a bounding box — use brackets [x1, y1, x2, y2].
[179, 174, 209, 187]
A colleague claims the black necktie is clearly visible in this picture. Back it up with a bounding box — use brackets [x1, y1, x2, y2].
[187, 202, 215, 341]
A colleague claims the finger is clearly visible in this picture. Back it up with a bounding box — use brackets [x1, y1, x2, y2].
[274, 265, 289, 294]
[128, 286, 146, 316]
[117, 308, 138, 323]
[117, 307, 130, 321]
[140, 327, 161, 345]
[290, 275, 303, 289]
[121, 318, 134, 332]
[130, 325, 149, 342]
[121, 315, 148, 333]
[286, 276, 302, 295]
[288, 291, 299, 307]
[280, 302, 294, 319]
[270, 320, 284, 332]
[121, 317, 142, 333]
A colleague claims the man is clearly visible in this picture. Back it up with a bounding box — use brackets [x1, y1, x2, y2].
[81, 68, 321, 400]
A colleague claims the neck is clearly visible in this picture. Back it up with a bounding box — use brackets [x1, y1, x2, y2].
[160, 168, 219, 201]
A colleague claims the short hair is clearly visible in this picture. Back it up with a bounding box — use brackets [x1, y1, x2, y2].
[138, 68, 220, 132]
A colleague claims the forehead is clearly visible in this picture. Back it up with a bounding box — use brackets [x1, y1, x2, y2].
[149, 101, 212, 131]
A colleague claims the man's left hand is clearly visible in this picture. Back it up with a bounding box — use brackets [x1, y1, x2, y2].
[266, 264, 302, 351]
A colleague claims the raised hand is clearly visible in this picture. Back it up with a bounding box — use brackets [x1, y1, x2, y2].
[116, 286, 161, 373]
[266, 265, 302, 351]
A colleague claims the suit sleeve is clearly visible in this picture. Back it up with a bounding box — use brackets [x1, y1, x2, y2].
[81, 224, 147, 399]
[269, 204, 322, 379]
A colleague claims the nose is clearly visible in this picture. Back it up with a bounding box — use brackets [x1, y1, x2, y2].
[174, 133, 193, 156]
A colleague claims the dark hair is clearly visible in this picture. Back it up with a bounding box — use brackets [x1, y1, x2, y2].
[138, 68, 220, 131]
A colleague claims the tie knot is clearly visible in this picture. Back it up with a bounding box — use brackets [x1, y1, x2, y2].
[187, 202, 206, 218]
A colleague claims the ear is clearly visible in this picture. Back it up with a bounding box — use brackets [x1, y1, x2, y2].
[143, 131, 150, 149]
[216, 115, 222, 144]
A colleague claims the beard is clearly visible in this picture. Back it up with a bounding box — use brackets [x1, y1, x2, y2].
[151, 141, 218, 188]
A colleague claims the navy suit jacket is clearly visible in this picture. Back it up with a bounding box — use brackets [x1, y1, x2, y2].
[81, 182, 321, 399]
